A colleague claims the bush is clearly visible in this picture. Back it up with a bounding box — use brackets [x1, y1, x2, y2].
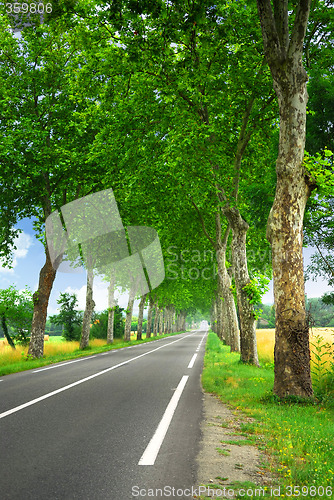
[50, 293, 82, 341]
[90, 306, 125, 339]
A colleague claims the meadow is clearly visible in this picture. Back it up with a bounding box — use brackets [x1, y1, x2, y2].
[0, 331, 181, 376]
[1, 327, 333, 378]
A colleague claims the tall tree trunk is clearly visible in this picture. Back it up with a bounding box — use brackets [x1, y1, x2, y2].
[146, 297, 153, 338]
[170, 306, 175, 333]
[215, 216, 240, 350]
[80, 269, 95, 350]
[175, 311, 180, 332]
[153, 305, 159, 336]
[226, 208, 258, 365]
[181, 310, 187, 331]
[257, 0, 313, 397]
[216, 243, 240, 351]
[124, 288, 135, 342]
[28, 246, 57, 358]
[1, 314, 15, 349]
[137, 294, 147, 340]
[107, 272, 116, 345]
[211, 300, 217, 333]
[168, 307, 173, 334]
[158, 308, 163, 335]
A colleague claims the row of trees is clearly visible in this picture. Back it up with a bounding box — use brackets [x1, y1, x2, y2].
[0, 0, 333, 398]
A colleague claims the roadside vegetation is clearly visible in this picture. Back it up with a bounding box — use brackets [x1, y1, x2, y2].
[201, 331, 334, 500]
[0, 330, 185, 377]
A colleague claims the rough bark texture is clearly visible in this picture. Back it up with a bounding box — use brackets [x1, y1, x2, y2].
[222, 207, 258, 364]
[124, 289, 135, 342]
[257, 0, 313, 397]
[107, 308, 115, 345]
[146, 298, 153, 338]
[211, 300, 217, 333]
[136, 294, 147, 340]
[28, 246, 57, 358]
[226, 208, 259, 365]
[107, 273, 116, 344]
[177, 309, 186, 332]
[153, 305, 159, 336]
[158, 308, 163, 335]
[80, 270, 95, 350]
[216, 244, 240, 352]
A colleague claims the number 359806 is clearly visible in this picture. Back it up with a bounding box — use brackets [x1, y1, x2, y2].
[5, 3, 53, 14]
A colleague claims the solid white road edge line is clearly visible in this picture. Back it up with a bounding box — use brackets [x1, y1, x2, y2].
[187, 353, 198, 369]
[0, 332, 197, 420]
[138, 375, 189, 466]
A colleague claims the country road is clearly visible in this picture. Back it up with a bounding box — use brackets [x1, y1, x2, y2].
[0, 330, 208, 499]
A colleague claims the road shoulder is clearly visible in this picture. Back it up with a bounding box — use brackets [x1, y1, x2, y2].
[195, 391, 274, 499]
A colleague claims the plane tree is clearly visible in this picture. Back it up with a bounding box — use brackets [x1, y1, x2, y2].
[75, 0, 278, 364]
[256, 0, 318, 397]
[0, 15, 108, 357]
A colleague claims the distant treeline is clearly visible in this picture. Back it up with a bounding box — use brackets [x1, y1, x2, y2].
[256, 297, 334, 329]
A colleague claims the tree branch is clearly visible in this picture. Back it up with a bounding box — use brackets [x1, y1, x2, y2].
[189, 196, 216, 249]
[289, 0, 312, 60]
[256, 0, 281, 63]
[314, 240, 334, 278]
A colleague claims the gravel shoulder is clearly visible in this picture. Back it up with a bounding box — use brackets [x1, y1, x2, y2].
[195, 391, 275, 499]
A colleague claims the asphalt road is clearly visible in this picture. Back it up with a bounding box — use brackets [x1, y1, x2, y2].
[0, 329, 208, 500]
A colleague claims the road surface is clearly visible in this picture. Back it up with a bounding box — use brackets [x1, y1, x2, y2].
[0, 330, 208, 499]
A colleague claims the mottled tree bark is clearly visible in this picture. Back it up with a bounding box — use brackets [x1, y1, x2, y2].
[107, 272, 116, 345]
[180, 309, 187, 331]
[215, 215, 240, 351]
[216, 244, 240, 352]
[28, 246, 57, 358]
[137, 294, 147, 340]
[146, 297, 153, 338]
[80, 269, 95, 350]
[153, 305, 159, 336]
[124, 288, 135, 342]
[224, 208, 258, 365]
[210, 300, 217, 333]
[257, 0, 313, 397]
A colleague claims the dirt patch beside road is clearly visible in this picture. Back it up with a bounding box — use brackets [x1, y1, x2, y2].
[195, 392, 275, 499]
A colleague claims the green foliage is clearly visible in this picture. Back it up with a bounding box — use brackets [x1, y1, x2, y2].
[0, 286, 33, 346]
[322, 293, 334, 307]
[90, 306, 125, 339]
[242, 275, 270, 320]
[310, 335, 334, 405]
[256, 303, 275, 329]
[50, 293, 82, 341]
[303, 149, 334, 195]
[306, 297, 334, 327]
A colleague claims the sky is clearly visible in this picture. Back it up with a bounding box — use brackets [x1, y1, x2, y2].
[0, 217, 332, 316]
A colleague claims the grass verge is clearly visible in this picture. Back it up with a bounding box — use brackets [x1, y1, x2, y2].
[0, 330, 186, 377]
[201, 331, 334, 500]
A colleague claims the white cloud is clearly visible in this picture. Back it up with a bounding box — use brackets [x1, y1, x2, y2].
[0, 232, 33, 274]
[61, 276, 143, 314]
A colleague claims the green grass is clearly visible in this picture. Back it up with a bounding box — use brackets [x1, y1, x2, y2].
[0, 330, 186, 377]
[201, 331, 334, 500]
